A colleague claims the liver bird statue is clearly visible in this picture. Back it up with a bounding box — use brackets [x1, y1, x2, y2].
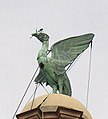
[31, 28, 94, 96]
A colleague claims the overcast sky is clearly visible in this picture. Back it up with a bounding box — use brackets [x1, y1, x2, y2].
[0, 0, 108, 119]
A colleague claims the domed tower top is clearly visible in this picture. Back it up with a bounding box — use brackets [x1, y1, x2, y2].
[17, 94, 92, 119]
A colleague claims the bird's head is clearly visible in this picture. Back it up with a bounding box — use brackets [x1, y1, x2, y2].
[30, 28, 50, 42]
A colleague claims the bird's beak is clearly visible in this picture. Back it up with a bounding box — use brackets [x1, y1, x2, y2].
[30, 33, 37, 39]
[30, 36, 33, 39]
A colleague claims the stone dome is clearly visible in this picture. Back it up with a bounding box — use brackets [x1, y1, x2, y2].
[22, 94, 92, 119]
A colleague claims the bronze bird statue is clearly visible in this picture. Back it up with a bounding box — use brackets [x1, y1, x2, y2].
[31, 29, 94, 96]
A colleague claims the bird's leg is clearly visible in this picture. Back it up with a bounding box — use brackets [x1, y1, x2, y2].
[53, 85, 57, 93]
[63, 73, 72, 96]
[58, 79, 63, 94]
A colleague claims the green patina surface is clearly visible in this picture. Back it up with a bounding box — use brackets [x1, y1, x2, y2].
[31, 29, 94, 96]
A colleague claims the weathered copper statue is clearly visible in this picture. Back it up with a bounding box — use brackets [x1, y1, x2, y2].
[31, 29, 94, 96]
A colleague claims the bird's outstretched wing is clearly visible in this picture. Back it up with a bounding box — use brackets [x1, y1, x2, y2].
[50, 33, 94, 75]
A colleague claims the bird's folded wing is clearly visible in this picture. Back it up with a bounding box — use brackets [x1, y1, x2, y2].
[34, 69, 47, 84]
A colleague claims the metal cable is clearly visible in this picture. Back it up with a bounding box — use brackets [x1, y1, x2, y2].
[31, 84, 38, 110]
[86, 41, 93, 108]
[26, 84, 40, 105]
[66, 54, 82, 73]
[40, 83, 50, 94]
[12, 66, 39, 119]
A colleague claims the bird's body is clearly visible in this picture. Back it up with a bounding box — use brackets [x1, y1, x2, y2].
[36, 40, 72, 95]
[31, 29, 94, 96]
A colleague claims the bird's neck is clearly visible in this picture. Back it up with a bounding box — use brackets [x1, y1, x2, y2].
[37, 40, 49, 64]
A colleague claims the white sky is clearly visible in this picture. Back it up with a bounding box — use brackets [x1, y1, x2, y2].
[0, 0, 108, 119]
